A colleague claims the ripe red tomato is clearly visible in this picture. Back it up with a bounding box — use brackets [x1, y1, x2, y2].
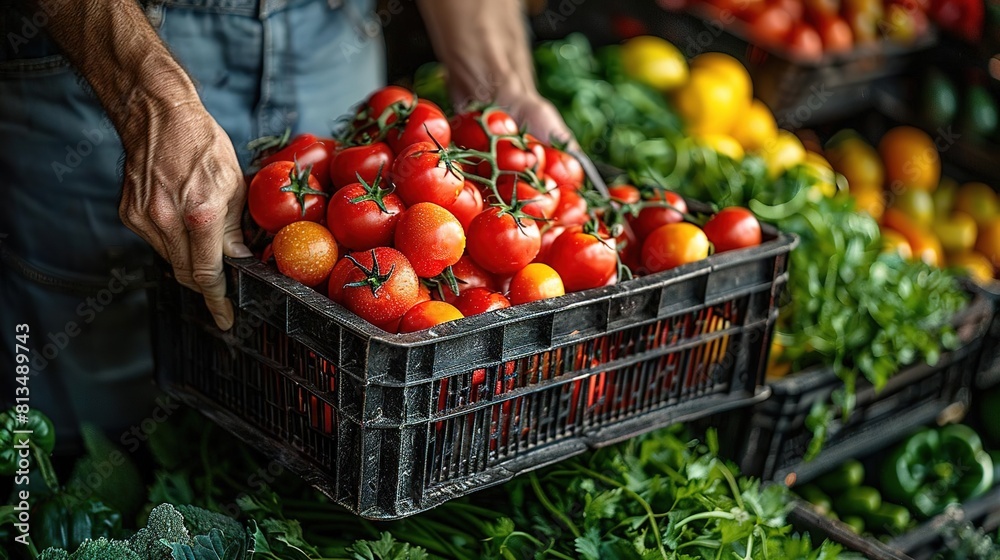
[507, 263, 565, 305]
[629, 190, 687, 241]
[466, 208, 542, 275]
[339, 248, 421, 329]
[429, 255, 498, 302]
[394, 202, 466, 278]
[330, 142, 394, 190]
[553, 187, 589, 226]
[326, 178, 405, 251]
[453, 287, 511, 316]
[450, 108, 519, 152]
[787, 23, 824, 62]
[444, 182, 484, 231]
[390, 141, 464, 208]
[534, 223, 567, 264]
[386, 99, 451, 153]
[702, 207, 762, 253]
[327, 257, 354, 304]
[546, 226, 618, 292]
[259, 133, 338, 189]
[641, 223, 711, 273]
[272, 221, 338, 287]
[749, 6, 794, 45]
[814, 14, 854, 53]
[489, 136, 547, 175]
[495, 174, 561, 220]
[249, 161, 328, 234]
[608, 184, 641, 204]
[355, 85, 416, 126]
[399, 300, 464, 333]
[543, 147, 584, 190]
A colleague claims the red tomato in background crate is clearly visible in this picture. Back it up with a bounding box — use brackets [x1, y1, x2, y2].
[543, 146, 585, 190]
[466, 207, 542, 275]
[338, 248, 421, 330]
[394, 203, 466, 278]
[450, 108, 519, 152]
[444, 182, 485, 232]
[272, 221, 338, 288]
[701, 207, 762, 253]
[390, 141, 465, 208]
[249, 161, 328, 234]
[454, 287, 511, 316]
[386, 99, 451, 153]
[257, 133, 337, 189]
[326, 178, 405, 251]
[329, 142, 394, 190]
[545, 226, 618, 293]
[508, 263, 565, 305]
[494, 174, 561, 220]
[629, 190, 687, 241]
[399, 300, 464, 333]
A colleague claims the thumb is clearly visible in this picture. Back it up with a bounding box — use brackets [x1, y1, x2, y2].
[224, 183, 253, 259]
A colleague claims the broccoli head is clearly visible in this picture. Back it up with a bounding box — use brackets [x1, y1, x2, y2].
[38, 537, 140, 560]
[175, 504, 245, 541]
[127, 503, 191, 560]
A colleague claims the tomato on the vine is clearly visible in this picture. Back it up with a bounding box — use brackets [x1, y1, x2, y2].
[507, 263, 565, 304]
[534, 223, 567, 264]
[394, 202, 466, 278]
[257, 133, 338, 189]
[249, 160, 328, 234]
[543, 146, 584, 190]
[427, 255, 498, 303]
[608, 184, 641, 205]
[466, 207, 542, 275]
[487, 136, 547, 175]
[390, 141, 464, 207]
[329, 142, 394, 190]
[450, 108, 519, 152]
[629, 190, 687, 241]
[272, 221, 338, 288]
[444, 182, 484, 231]
[338, 248, 421, 329]
[354, 85, 416, 127]
[454, 287, 510, 316]
[546, 225, 618, 292]
[326, 174, 405, 251]
[495, 174, 561, 220]
[386, 99, 451, 153]
[641, 223, 710, 273]
[553, 187, 589, 226]
[702, 207, 762, 253]
[399, 300, 464, 333]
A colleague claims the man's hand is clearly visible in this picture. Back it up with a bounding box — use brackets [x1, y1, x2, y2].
[496, 91, 575, 148]
[119, 104, 252, 331]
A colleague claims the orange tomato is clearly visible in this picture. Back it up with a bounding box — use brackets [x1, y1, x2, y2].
[815, 15, 854, 53]
[272, 221, 338, 287]
[786, 23, 824, 62]
[399, 300, 464, 333]
[508, 263, 566, 305]
[879, 126, 940, 192]
[882, 208, 944, 266]
[641, 223, 711, 273]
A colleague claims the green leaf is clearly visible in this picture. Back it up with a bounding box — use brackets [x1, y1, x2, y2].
[573, 526, 603, 560]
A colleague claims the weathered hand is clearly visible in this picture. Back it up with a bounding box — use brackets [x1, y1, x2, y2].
[497, 91, 577, 150]
[119, 103, 251, 330]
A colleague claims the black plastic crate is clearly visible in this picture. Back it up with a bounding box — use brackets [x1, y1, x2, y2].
[739, 293, 993, 485]
[154, 225, 794, 519]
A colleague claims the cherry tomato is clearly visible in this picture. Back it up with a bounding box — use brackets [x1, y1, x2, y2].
[495, 174, 561, 220]
[386, 99, 451, 153]
[444, 182, 484, 231]
[629, 190, 687, 241]
[249, 161, 328, 234]
[355, 85, 416, 126]
[641, 223, 711, 273]
[429, 255, 499, 302]
[259, 133, 337, 189]
[272, 221, 338, 287]
[326, 176, 405, 251]
[327, 257, 354, 304]
[450, 108, 519, 152]
[330, 142, 394, 190]
[339, 248, 421, 329]
[394, 202, 466, 278]
[702, 207, 762, 253]
[466, 207, 542, 275]
[391, 141, 464, 207]
[507, 263, 565, 305]
[553, 187, 589, 226]
[543, 147, 584, 190]
[546, 226, 618, 292]
[453, 287, 510, 316]
[488, 136, 547, 175]
[399, 300, 464, 333]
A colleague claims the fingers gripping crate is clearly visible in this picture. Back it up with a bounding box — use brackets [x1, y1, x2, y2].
[154, 229, 795, 519]
[739, 293, 993, 486]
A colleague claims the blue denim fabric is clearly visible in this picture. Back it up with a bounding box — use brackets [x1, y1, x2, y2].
[0, 0, 385, 446]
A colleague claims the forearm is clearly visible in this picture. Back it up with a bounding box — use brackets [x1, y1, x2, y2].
[417, 0, 538, 106]
[28, 0, 201, 141]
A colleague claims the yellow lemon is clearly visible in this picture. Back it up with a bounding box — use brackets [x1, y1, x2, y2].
[697, 134, 745, 161]
[824, 129, 885, 191]
[690, 52, 753, 106]
[933, 212, 978, 254]
[672, 68, 743, 136]
[620, 36, 689, 92]
[759, 130, 806, 179]
[731, 99, 778, 152]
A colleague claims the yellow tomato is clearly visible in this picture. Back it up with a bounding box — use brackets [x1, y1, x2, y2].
[672, 68, 744, 136]
[731, 99, 778, 152]
[690, 52, 753, 105]
[932, 212, 978, 254]
[890, 188, 935, 227]
[620, 36, 689, 92]
[851, 184, 886, 220]
[879, 126, 940, 192]
[760, 130, 806, 179]
[880, 228, 913, 259]
[955, 182, 1000, 227]
[949, 251, 995, 284]
[697, 133, 745, 161]
[824, 130, 885, 190]
[975, 218, 1000, 269]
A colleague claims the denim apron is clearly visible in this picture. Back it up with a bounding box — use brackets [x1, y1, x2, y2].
[0, 0, 385, 449]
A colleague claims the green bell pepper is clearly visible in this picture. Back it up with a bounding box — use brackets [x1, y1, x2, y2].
[881, 425, 994, 518]
[0, 407, 57, 490]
